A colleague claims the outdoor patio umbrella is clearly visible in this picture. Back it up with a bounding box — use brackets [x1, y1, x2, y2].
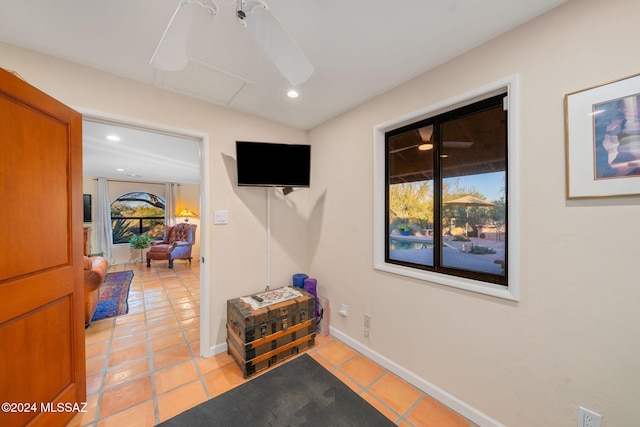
[443, 195, 494, 236]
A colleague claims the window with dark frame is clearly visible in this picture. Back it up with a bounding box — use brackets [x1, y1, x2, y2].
[110, 192, 166, 244]
[385, 93, 508, 285]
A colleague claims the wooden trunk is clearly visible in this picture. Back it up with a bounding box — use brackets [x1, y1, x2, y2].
[227, 287, 315, 377]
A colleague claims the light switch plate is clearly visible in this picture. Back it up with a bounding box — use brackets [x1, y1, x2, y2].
[213, 210, 228, 225]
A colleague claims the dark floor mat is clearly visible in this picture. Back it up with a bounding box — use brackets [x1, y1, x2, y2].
[158, 353, 396, 427]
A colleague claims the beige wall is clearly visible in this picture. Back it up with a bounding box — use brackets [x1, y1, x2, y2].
[0, 43, 309, 357]
[308, 0, 639, 426]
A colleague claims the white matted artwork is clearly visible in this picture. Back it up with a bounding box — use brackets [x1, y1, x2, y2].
[565, 73, 640, 198]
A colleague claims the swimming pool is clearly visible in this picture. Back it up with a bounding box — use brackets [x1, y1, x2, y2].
[389, 239, 434, 250]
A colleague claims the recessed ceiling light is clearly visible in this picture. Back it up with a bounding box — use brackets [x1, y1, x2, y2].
[418, 143, 433, 151]
[287, 90, 299, 98]
[128, 173, 141, 177]
[116, 168, 125, 172]
[106, 135, 121, 142]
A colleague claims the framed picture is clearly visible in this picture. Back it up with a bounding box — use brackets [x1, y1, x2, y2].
[565, 73, 640, 198]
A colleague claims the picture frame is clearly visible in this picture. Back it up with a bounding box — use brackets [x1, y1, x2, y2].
[565, 73, 640, 198]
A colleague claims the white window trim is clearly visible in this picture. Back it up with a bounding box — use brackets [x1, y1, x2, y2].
[373, 75, 520, 301]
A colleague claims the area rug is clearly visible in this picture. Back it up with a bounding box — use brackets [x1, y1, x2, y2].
[158, 354, 395, 427]
[90, 270, 133, 322]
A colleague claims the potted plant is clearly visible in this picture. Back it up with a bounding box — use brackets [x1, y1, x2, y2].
[397, 224, 412, 236]
[129, 233, 153, 263]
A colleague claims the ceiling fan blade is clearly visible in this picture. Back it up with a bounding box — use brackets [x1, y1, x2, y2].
[390, 140, 473, 154]
[151, 0, 218, 71]
[150, 2, 194, 71]
[241, 1, 314, 86]
[443, 141, 474, 148]
[416, 126, 473, 148]
[389, 145, 419, 154]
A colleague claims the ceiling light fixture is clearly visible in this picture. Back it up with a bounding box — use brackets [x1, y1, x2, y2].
[418, 143, 433, 151]
[287, 90, 299, 98]
[417, 126, 433, 142]
[106, 135, 121, 142]
[116, 168, 125, 172]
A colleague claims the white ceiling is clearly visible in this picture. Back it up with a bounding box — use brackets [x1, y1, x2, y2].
[82, 119, 201, 184]
[0, 0, 566, 130]
[0, 0, 566, 183]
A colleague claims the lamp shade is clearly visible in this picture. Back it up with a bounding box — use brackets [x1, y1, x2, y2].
[177, 208, 197, 222]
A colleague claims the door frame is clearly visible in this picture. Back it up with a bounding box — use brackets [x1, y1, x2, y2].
[78, 108, 212, 357]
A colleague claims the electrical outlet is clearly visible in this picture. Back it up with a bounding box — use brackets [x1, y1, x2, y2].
[579, 407, 601, 427]
[364, 314, 371, 337]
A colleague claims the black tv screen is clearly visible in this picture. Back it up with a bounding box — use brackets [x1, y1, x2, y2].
[83, 194, 92, 223]
[236, 141, 311, 188]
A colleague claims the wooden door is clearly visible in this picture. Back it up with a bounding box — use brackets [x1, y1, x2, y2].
[0, 68, 85, 427]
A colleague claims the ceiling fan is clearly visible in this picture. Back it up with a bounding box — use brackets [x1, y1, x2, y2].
[389, 126, 474, 154]
[150, 0, 314, 86]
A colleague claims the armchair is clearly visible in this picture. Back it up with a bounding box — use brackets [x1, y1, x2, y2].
[146, 223, 197, 268]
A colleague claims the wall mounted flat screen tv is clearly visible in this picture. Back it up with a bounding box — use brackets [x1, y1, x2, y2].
[83, 194, 92, 223]
[236, 141, 311, 188]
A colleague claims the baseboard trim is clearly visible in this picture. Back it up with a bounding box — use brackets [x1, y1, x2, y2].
[329, 327, 505, 427]
[210, 341, 227, 357]
[209, 327, 504, 427]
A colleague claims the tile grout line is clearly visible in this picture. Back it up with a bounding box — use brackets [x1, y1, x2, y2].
[90, 264, 158, 425]
[334, 354, 406, 425]
[83, 263, 127, 426]
[154, 264, 203, 421]
[312, 344, 419, 426]
[172, 265, 213, 401]
[90, 317, 115, 427]
[140, 264, 162, 426]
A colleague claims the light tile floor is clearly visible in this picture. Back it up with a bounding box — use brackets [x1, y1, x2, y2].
[68, 261, 477, 427]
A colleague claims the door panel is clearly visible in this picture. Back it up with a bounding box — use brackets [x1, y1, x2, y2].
[0, 68, 85, 427]
[1, 99, 70, 280]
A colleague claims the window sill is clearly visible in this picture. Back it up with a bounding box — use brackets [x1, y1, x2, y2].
[374, 261, 518, 301]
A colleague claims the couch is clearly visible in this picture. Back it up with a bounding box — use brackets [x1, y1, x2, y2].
[84, 255, 108, 325]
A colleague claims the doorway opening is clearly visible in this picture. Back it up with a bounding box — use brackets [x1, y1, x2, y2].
[81, 113, 211, 356]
